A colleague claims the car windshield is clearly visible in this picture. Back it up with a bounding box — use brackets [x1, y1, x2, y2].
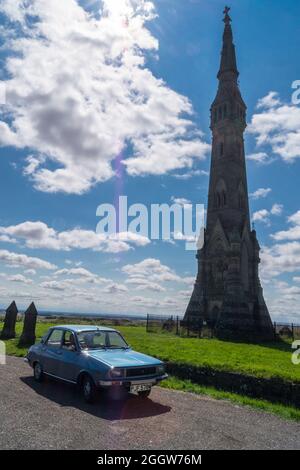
[77, 330, 129, 350]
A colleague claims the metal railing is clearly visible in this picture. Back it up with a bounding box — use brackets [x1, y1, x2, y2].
[146, 314, 300, 341]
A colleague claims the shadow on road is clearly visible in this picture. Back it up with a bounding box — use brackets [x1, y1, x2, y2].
[21, 376, 171, 421]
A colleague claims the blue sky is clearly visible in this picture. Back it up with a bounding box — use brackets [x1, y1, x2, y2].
[0, 0, 299, 321]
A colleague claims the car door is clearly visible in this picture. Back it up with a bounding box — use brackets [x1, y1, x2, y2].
[57, 330, 81, 383]
[42, 328, 64, 376]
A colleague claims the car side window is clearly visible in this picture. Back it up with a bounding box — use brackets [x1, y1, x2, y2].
[46, 329, 63, 349]
[62, 331, 76, 351]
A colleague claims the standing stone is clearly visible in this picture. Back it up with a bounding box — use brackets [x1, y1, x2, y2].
[184, 8, 274, 341]
[19, 302, 38, 346]
[1, 301, 18, 339]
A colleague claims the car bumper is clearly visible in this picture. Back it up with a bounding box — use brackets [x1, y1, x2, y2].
[98, 373, 168, 388]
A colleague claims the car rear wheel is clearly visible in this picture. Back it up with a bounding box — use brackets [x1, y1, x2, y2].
[138, 389, 151, 398]
[33, 362, 44, 383]
[82, 375, 97, 404]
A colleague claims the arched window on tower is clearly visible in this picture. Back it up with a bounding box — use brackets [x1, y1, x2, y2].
[215, 179, 227, 209]
[220, 142, 224, 156]
[238, 181, 245, 209]
[223, 104, 227, 118]
[218, 107, 222, 120]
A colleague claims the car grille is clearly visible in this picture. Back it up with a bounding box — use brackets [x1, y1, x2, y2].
[126, 367, 156, 378]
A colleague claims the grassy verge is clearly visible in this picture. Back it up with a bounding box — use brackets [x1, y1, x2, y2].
[117, 327, 299, 382]
[161, 376, 300, 422]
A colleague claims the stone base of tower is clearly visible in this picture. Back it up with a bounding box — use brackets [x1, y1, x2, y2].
[215, 297, 275, 342]
[184, 283, 275, 342]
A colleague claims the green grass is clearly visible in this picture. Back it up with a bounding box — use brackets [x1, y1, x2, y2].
[2, 320, 299, 382]
[119, 327, 299, 383]
[161, 376, 300, 422]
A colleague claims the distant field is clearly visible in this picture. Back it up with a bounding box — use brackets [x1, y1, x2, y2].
[1, 318, 299, 383]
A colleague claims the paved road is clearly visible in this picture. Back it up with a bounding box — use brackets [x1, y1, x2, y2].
[0, 356, 299, 450]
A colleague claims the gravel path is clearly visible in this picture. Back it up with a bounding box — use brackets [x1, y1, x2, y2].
[0, 356, 299, 450]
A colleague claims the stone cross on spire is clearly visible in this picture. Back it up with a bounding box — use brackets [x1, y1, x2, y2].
[223, 6, 231, 24]
[217, 6, 238, 80]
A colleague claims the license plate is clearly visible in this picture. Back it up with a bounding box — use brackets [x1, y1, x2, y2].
[130, 383, 152, 393]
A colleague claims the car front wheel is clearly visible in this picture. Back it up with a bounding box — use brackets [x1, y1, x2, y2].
[82, 375, 97, 404]
[33, 362, 44, 383]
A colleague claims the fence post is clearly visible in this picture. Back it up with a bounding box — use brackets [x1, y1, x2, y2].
[187, 316, 190, 337]
[176, 316, 179, 336]
[292, 323, 294, 341]
[198, 318, 201, 339]
[273, 321, 276, 341]
[146, 313, 149, 333]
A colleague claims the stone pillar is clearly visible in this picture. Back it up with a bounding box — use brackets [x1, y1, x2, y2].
[1, 301, 18, 339]
[215, 244, 255, 341]
[19, 302, 38, 346]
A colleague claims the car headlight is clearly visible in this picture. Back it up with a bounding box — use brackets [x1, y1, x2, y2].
[157, 365, 165, 375]
[109, 368, 124, 378]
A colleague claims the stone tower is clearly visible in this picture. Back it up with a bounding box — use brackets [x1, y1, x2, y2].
[184, 7, 274, 341]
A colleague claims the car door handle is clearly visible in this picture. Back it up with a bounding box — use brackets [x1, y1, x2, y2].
[55, 350, 63, 355]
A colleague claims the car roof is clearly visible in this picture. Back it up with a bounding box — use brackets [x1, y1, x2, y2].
[50, 325, 117, 333]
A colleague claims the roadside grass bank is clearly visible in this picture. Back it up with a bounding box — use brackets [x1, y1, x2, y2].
[161, 376, 300, 422]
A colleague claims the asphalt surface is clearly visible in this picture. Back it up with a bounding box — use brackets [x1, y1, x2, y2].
[0, 356, 299, 450]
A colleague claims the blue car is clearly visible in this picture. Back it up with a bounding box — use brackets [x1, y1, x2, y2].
[25, 325, 168, 403]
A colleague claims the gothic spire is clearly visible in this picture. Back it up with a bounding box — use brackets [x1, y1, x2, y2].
[217, 6, 239, 81]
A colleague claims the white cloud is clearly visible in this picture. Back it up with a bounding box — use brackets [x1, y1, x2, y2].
[0, 249, 56, 270]
[0, 0, 208, 194]
[271, 210, 300, 241]
[0, 234, 17, 243]
[252, 204, 282, 225]
[125, 277, 166, 292]
[261, 242, 300, 278]
[122, 257, 194, 285]
[102, 283, 128, 294]
[54, 267, 110, 285]
[248, 91, 300, 162]
[250, 188, 272, 200]
[170, 197, 192, 206]
[270, 204, 283, 216]
[40, 280, 66, 291]
[0, 220, 150, 252]
[24, 269, 37, 276]
[289, 211, 300, 226]
[122, 258, 173, 278]
[54, 267, 97, 278]
[124, 136, 209, 177]
[246, 152, 274, 165]
[7, 274, 33, 284]
[252, 209, 270, 225]
[172, 169, 209, 180]
[256, 91, 281, 110]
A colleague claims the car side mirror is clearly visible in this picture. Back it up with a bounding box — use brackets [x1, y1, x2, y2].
[40, 338, 45, 344]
